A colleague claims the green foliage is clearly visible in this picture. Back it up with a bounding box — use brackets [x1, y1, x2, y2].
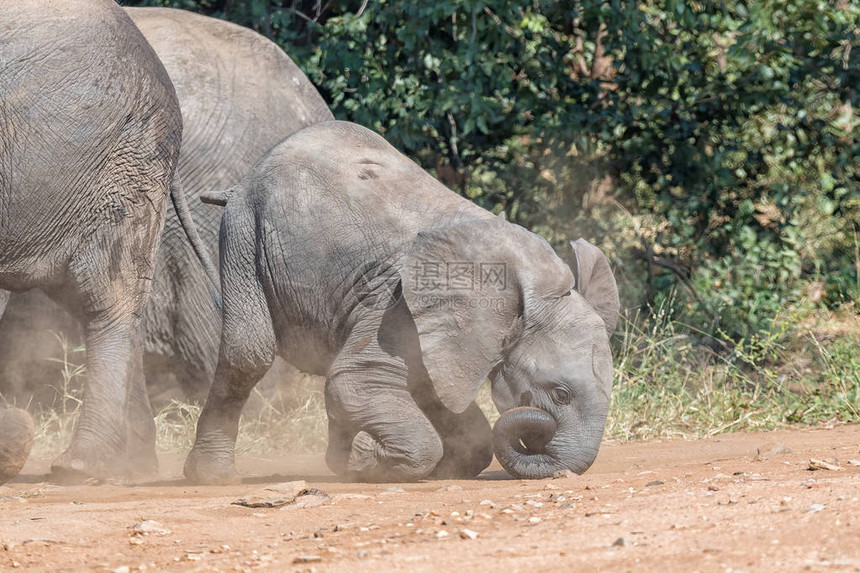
[122, 0, 860, 339]
[607, 306, 860, 440]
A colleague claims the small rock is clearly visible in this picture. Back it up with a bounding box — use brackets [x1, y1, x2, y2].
[646, 480, 664, 487]
[436, 530, 449, 538]
[286, 488, 332, 509]
[527, 517, 541, 524]
[379, 486, 406, 495]
[755, 443, 791, 459]
[553, 469, 576, 479]
[127, 521, 171, 536]
[807, 503, 826, 513]
[808, 458, 843, 471]
[292, 555, 321, 564]
[847, 459, 860, 466]
[333, 493, 371, 500]
[459, 528, 479, 540]
[479, 499, 495, 507]
[612, 537, 629, 547]
[233, 480, 309, 508]
[113, 567, 130, 573]
[438, 484, 462, 492]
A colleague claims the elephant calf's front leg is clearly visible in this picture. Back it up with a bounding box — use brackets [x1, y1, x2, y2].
[326, 361, 443, 482]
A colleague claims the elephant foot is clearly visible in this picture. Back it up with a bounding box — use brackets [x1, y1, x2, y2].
[346, 430, 385, 477]
[0, 408, 35, 485]
[346, 430, 439, 482]
[429, 445, 493, 479]
[184, 447, 239, 485]
[50, 441, 158, 483]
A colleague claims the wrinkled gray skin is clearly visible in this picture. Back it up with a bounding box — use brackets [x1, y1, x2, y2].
[0, 8, 334, 406]
[185, 121, 620, 483]
[0, 0, 185, 478]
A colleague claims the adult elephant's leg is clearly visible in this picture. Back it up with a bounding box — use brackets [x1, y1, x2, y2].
[53, 311, 153, 478]
[427, 401, 493, 478]
[49, 262, 158, 479]
[142, 213, 220, 403]
[51, 202, 168, 479]
[325, 327, 443, 482]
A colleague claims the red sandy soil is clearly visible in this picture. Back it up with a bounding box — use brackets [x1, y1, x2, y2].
[2, 424, 860, 572]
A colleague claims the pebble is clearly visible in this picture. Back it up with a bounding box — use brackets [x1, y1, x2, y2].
[293, 555, 322, 564]
[379, 486, 406, 495]
[438, 484, 462, 492]
[127, 521, 171, 536]
[436, 530, 450, 538]
[232, 481, 310, 508]
[459, 529, 479, 540]
[808, 458, 843, 471]
[612, 537, 629, 547]
[287, 489, 332, 509]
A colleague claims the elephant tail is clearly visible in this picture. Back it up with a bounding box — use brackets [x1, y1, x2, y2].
[171, 176, 223, 308]
[199, 188, 234, 206]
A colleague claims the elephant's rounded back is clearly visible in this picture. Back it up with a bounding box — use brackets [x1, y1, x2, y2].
[0, 0, 182, 279]
[126, 7, 333, 231]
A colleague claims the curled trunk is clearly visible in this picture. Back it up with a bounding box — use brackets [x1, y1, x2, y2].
[0, 407, 34, 485]
[492, 406, 601, 479]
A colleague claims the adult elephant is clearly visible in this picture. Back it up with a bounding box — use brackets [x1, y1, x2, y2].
[0, 8, 333, 407]
[185, 121, 620, 483]
[0, 0, 207, 479]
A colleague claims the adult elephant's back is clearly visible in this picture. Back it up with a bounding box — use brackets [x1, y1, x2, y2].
[128, 8, 335, 398]
[126, 7, 334, 241]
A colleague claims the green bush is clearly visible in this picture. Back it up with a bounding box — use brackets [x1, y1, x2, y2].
[124, 0, 860, 339]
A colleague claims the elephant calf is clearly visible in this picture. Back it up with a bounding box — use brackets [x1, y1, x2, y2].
[186, 121, 620, 483]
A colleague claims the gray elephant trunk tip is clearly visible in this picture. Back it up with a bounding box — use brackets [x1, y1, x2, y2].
[493, 406, 579, 480]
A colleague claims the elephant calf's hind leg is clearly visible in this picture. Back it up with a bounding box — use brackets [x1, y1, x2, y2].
[427, 401, 493, 479]
[184, 252, 276, 485]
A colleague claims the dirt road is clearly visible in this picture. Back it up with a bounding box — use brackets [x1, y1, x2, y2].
[2, 424, 860, 572]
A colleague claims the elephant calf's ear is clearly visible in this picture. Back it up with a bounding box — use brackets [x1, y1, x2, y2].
[401, 220, 521, 414]
[570, 239, 620, 336]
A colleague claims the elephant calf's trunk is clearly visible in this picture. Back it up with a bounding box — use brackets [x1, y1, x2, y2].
[492, 406, 560, 479]
[0, 407, 35, 485]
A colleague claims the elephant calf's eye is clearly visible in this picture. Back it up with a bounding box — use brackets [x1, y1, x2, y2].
[551, 386, 572, 405]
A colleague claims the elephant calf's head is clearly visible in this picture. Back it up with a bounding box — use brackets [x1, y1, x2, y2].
[401, 216, 619, 479]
